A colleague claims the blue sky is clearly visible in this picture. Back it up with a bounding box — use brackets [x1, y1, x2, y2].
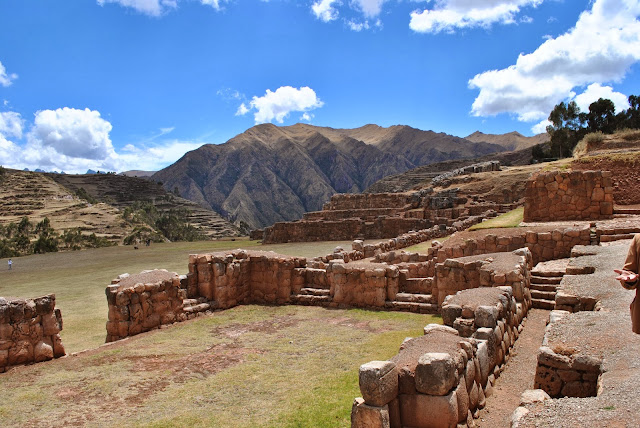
[0, 0, 638, 173]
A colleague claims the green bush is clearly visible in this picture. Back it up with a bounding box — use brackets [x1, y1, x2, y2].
[573, 131, 604, 157]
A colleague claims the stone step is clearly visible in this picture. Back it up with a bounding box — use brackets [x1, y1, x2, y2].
[529, 283, 559, 292]
[613, 207, 640, 215]
[531, 298, 555, 310]
[299, 287, 331, 297]
[394, 292, 433, 304]
[183, 297, 208, 306]
[530, 270, 565, 278]
[600, 233, 636, 242]
[290, 294, 331, 306]
[402, 278, 433, 294]
[531, 290, 556, 301]
[183, 302, 212, 313]
[530, 275, 563, 285]
[384, 301, 439, 314]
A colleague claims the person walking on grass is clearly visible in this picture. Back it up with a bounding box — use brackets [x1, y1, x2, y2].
[8, 258, 12, 270]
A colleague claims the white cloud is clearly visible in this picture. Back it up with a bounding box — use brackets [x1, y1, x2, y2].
[573, 83, 630, 114]
[311, 0, 387, 26]
[239, 86, 324, 124]
[96, 0, 227, 16]
[353, 0, 388, 18]
[29, 108, 115, 160]
[200, 0, 228, 11]
[469, 0, 640, 123]
[0, 112, 24, 139]
[347, 19, 370, 31]
[0, 61, 18, 87]
[115, 140, 205, 171]
[300, 112, 314, 121]
[236, 103, 250, 116]
[312, 0, 340, 22]
[410, 0, 544, 34]
[531, 119, 550, 134]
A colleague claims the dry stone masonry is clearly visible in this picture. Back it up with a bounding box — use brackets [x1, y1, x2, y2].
[352, 284, 527, 428]
[105, 270, 187, 342]
[0, 294, 65, 372]
[524, 170, 613, 222]
[258, 188, 511, 244]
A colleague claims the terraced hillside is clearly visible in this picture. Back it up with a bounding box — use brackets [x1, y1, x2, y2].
[49, 173, 241, 238]
[0, 169, 131, 243]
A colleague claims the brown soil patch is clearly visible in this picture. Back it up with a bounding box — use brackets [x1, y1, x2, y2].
[211, 316, 301, 337]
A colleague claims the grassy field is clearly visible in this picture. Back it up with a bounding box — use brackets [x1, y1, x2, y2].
[0, 238, 358, 353]
[468, 207, 524, 231]
[0, 239, 439, 427]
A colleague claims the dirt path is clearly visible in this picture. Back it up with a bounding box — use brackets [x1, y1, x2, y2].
[476, 308, 549, 428]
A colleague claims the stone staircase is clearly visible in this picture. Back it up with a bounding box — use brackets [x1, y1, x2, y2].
[182, 297, 215, 318]
[530, 259, 569, 310]
[385, 271, 438, 314]
[598, 225, 640, 243]
[290, 268, 332, 307]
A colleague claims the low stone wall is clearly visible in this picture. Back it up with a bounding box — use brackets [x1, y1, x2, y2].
[187, 250, 308, 309]
[431, 161, 500, 187]
[435, 249, 532, 306]
[534, 310, 602, 398]
[327, 262, 399, 307]
[262, 217, 434, 244]
[303, 207, 401, 221]
[352, 286, 525, 428]
[105, 270, 186, 342]
[437, 226, 591, 265]
[0, 294, 65, 372]
[524, 170, 613, 222]
[323, 193, 412, 211]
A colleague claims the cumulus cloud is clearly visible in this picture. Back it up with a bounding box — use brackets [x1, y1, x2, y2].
[116, 140, 205, 171]
[312, 0, 340, 22]
[0, 112, 24, 139]
[29, 108, 115, 160]
[0, 61, 18, 87]
[410, 0, 543, 33]
[237, 86, 324, 124]
[200, 0, 228, 11]
[573, 83, 630, 114]
[353, 0, 388, 18]
[469, 0, 640, 125]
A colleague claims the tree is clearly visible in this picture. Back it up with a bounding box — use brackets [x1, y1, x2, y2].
[584, 98, 617, 134]
[625, 95, 640, 129]
[546, 101, 585, 158]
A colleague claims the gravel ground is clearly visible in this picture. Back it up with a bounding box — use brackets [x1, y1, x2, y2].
[517, 241, 640, 428]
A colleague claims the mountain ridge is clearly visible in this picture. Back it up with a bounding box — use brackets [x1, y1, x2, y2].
[152, 123, 511, 229]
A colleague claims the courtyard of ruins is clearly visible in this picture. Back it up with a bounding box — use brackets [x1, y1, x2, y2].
[2, 166, 640, 427]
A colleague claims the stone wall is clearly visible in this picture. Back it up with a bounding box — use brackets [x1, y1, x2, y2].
[351, 286, 525, 428]
[534, 310, 602, 398]
[524, 170, 613, 222]
[323, 193, 412, 211]
[262, 217, 434, 244]
[105, 270, 187, 342]
[0, 294, 65, 372]
[435, 249, 532, 306]
[437, 226, 591, 265]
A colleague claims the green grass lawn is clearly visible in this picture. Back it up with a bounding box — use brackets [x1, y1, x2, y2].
[468, 207, 524, 231]
[0, 239, 358, 353]
[0, 239, 439, 427]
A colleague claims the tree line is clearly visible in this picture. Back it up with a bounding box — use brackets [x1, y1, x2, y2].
[534, 94, 640, 160]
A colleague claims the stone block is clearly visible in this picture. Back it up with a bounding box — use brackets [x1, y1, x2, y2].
[359, 361, 398, 407]
[34, 340, 54, 362]
[351, 398, 391, 428]
[399, 392, 458, 428]
[415, 353, 458, 396]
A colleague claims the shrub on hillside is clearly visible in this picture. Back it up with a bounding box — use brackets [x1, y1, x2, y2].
[573, 132, 604, 157]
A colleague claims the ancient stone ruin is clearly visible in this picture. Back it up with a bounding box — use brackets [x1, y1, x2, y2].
[524, 170, 613, 222]
[258, 183, 517, 243]
[0, 294, 65, 372]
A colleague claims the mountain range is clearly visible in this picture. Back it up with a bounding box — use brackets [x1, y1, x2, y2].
[153, 123, 545, 230]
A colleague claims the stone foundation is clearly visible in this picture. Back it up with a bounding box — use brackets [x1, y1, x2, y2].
[105, 270, 187, 342]
[533, 311, 602, 398]
[352, 285, 527, 428]
[0, 294, 65, 372]
[524, 170, 613, 222]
